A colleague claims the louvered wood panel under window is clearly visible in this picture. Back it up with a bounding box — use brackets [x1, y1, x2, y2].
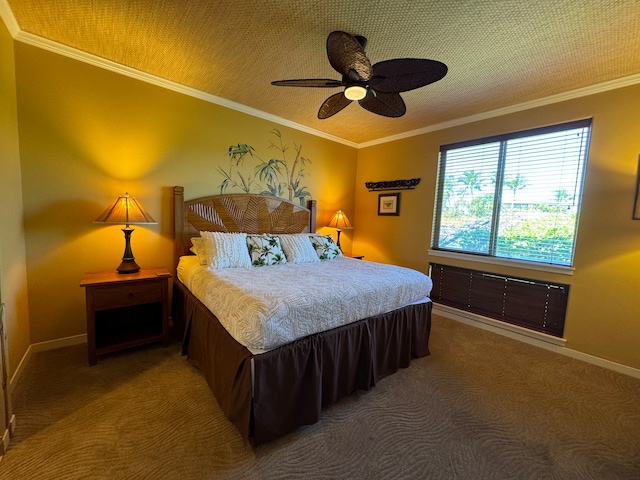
[430, 263, 568, 337]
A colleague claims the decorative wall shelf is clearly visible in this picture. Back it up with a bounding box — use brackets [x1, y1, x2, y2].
[365, 178, 421, 191]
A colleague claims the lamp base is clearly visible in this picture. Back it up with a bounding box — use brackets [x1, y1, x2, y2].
[116, 258, 140, 274]
[117, 227, 140, 274]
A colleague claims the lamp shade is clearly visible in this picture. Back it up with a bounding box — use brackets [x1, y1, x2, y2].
[94, 193, 156, 226]
[326, 210, 353, 230]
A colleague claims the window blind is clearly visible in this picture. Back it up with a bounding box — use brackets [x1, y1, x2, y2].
[432, 119, 591, 267]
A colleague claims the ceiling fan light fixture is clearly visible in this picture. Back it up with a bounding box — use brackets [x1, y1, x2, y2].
[344, 85, 367, 101]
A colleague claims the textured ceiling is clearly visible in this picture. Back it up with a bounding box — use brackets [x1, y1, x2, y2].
[6, 0, 640, 145]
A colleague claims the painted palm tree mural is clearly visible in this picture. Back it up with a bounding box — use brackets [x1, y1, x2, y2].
[217, 129, 313, 205]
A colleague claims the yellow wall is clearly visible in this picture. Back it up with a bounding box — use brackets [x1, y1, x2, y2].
[14, 43, 357, 350]
[354, 84, 640, 370]
[0, 19, 31, 380]
[6, 24, 640, 374]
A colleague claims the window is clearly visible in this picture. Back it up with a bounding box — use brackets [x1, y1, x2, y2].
[432, 119, 591, 267]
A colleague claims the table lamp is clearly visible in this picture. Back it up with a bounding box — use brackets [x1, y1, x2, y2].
[326, 210, 353, 249]
[94, 192, 156, 274]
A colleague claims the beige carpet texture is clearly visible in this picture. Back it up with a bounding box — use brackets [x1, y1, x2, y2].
[1, 315, 639, 479]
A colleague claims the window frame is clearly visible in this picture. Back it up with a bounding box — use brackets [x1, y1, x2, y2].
[431, 119, 592, 269]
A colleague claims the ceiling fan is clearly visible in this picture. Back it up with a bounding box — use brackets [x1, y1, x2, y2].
[271, 31, 448, 119]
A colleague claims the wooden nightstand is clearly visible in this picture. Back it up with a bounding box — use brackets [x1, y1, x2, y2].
[343, 253, 364, 259]
[80, 268, 171, 365]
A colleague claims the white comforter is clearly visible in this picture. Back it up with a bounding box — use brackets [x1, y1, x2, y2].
[178, 255, 432, 352]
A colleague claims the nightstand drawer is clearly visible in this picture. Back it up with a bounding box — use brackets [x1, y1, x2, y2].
[92, 282, 162, 310]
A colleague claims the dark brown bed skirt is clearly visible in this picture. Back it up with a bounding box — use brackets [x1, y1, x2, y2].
[173, 279, 432, 444]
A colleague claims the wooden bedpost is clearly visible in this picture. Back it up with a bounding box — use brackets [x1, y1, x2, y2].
[307, 199, 317, 233]
[173, 186, 185, 271]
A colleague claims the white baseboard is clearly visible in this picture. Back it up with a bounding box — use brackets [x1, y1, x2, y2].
[8, 310, 640, 391]
[434, 305, 640, 380]
[1, 427, 9, 455]
[9, 334, 86, 394]
[0, 415, 14, 459]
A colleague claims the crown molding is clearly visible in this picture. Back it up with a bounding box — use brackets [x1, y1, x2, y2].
[12, 29, 359, 148]
[0, 0, 19, 36]
[5, 2, 640, 150]
[359, 73, 640, 148]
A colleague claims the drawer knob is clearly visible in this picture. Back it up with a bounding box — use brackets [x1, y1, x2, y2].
[128, 292, 134, 299]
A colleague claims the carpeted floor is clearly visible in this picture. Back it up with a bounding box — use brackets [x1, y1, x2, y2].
[1, 314, 639, 480]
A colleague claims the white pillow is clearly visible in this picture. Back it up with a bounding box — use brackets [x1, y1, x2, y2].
[200, 231, 252, 269]
[278, 234, 320, 263]
[190, 237, 208, 265]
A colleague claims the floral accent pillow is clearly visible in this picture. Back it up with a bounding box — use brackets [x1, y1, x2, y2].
[246, 234, 287, 266]
[309, 234, 343, 260]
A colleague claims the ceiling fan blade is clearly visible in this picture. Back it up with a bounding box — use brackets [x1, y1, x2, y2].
[326, 31, 372, 82]
[318, 92, 352, 119]
[271, 78, 344, 88]
[359, 91, 406, 118]
[371, 59, 448, 93]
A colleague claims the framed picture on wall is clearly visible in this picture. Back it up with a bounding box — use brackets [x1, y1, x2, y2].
[634, 155, 640, 220]
[378, 193, 400, 216]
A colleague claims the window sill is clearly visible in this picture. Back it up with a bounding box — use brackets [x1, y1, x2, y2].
[428, 249, 575, 276]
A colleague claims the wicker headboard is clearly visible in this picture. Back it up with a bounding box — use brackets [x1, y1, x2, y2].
[172, 186, 317, 266]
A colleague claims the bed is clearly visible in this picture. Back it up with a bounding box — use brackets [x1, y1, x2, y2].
[171, 186, 433, 444]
